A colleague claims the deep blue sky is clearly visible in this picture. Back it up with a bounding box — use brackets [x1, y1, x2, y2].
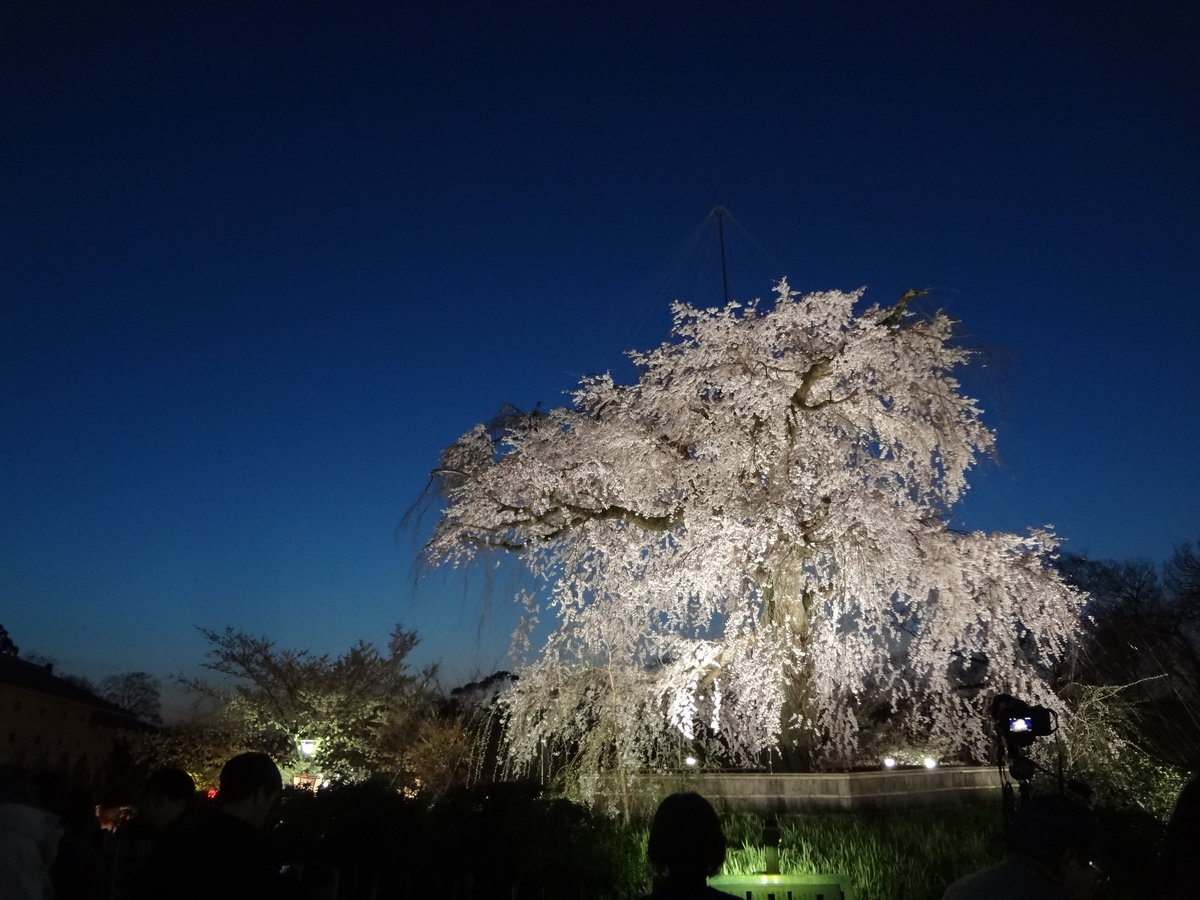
[2, 2, 1197, 698]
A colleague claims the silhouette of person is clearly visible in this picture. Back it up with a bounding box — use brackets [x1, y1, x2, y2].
[141, 752, 290, 900]
[38, 776, 106, 900]
[106, 767, 196, 900]
[643, 792, 737, 900]
[0, 766, 61, 900]
[942, 794, 1100, 900]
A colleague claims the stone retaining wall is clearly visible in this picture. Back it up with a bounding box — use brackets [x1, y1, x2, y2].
[592, 766, 1003, 817]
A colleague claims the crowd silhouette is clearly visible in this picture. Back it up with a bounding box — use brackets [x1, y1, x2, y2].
[2, 758, 1198, 900]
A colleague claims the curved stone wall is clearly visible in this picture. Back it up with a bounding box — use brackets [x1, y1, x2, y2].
[594, 766, 1004, 817]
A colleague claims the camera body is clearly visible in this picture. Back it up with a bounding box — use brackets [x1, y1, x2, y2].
[991, 693, 1055, 751]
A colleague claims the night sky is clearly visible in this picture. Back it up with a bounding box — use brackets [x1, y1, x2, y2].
[3, 2, 1197, 702]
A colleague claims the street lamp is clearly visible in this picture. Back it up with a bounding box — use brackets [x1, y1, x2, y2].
[295, 738, 320, 791]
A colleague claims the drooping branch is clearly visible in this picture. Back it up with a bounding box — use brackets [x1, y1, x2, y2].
[456, 498, 682, 552]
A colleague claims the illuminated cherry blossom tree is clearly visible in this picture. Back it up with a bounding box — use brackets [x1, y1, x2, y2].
[180, 624, 437, 785]
[423, 282, 1084, 787]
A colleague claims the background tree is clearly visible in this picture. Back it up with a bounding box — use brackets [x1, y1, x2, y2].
[99, 671, 163, 725]
[0, 623, 18, 656]
[1163, 542, 1200, 627]
[179, 623, 437, 788]
[423, 282, 1085, 792]
[1060, 544, 1200, 766]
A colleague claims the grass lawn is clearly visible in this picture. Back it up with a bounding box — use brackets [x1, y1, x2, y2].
[717, 805, 1004, 900]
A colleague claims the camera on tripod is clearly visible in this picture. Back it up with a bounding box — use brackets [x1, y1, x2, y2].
[991, 693, 1057, 785]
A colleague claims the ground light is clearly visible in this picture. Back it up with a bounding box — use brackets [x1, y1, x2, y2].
[883, 756, 897, 769]
[923, 756, 938, 769]
[710, 873, 849, 900]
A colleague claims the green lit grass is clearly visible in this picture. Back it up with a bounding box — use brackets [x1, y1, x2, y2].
[716, 806, 1002, 900]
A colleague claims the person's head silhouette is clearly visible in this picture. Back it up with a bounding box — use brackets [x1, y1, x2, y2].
[647, 792, 726, 885]
[216, 752, 281, 829]
[138, 767, 196, 830]
[944, 793, 1101, 900]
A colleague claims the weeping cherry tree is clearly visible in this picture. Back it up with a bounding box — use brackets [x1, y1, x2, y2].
[422, 281, 1084, 793]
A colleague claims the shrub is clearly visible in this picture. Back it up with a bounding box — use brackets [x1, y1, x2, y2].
[415, 780, 647, 899]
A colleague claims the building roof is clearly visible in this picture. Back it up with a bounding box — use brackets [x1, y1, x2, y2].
[0, 652, 155, 730]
